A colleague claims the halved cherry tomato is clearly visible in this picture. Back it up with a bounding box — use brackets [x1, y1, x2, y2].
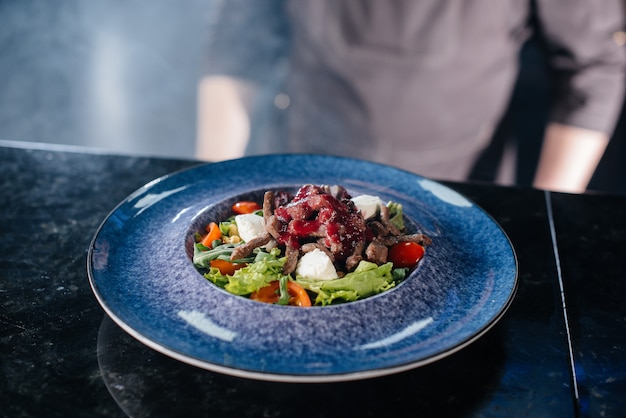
[232, 201, 262, 215]
[388, 242, 425, 269]
[250, 280, 312, 307]
[201, 222, 222, 248]
[210, 259, 246, 276]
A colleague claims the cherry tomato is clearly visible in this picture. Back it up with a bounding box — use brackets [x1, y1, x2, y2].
[388, 242, 425, 269]
[232, 201, 262, 214]
[250, 280, 312, 307]
[210, 259, 246, 275]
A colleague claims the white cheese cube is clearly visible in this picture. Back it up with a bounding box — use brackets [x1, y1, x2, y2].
[351, 194, 383, 219]
[234, 213, 266, 243]
[296, 249, 338, 281]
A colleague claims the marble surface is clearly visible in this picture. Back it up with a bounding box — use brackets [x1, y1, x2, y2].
[1, 142, 625, 417]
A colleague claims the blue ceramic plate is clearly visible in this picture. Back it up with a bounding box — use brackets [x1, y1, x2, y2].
[87, 155, 518, 383]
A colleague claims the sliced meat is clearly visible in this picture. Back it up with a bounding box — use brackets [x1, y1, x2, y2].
[379, 204, 402, 236]
[257, 184, 431, 276]
[371, 235, 398, 247]
[282, 245, 300, 275]
[367, 220, 388, 237]
[263, 191, 274, 225]
[230, 233, 272, 260]
[398, 233, 433, 246]
[301, 242, 335, 262]
[344, 240, 365, 271]
[265, 214, 282, 240]
[273, 190, 293, 207]
[365, 239, 389, 265]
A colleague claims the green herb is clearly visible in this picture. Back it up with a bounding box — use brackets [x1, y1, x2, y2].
[276, 275, 290, 305]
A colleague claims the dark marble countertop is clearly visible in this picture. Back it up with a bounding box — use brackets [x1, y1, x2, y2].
[1, 141, 624, 417]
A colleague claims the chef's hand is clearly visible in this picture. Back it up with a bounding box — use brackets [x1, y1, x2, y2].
[533, 123, 609, 193]
[196, 75, 257, 162]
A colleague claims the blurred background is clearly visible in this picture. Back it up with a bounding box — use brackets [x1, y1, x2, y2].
[0, 0, 209, 158]
[1, 0, 625, 194]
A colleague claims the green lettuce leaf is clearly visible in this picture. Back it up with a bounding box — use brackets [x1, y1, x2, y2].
[203, 248, 287, 296]
[296, 261, 399, 306]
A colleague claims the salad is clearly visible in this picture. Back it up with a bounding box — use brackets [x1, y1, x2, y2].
[192, 184, 431, 306]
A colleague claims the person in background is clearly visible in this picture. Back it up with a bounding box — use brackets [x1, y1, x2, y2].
[196, 0, 626, 194]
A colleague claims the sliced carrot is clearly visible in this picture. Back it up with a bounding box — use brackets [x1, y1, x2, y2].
[286, 280, 312, 307]
[210, 259, 245, 276]
[201, 222, 222, 248]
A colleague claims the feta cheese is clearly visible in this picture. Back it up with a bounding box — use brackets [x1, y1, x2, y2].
[296, 249, 338, 281]
[351, 194, 384, 219]
[234, 213, 266, 243]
